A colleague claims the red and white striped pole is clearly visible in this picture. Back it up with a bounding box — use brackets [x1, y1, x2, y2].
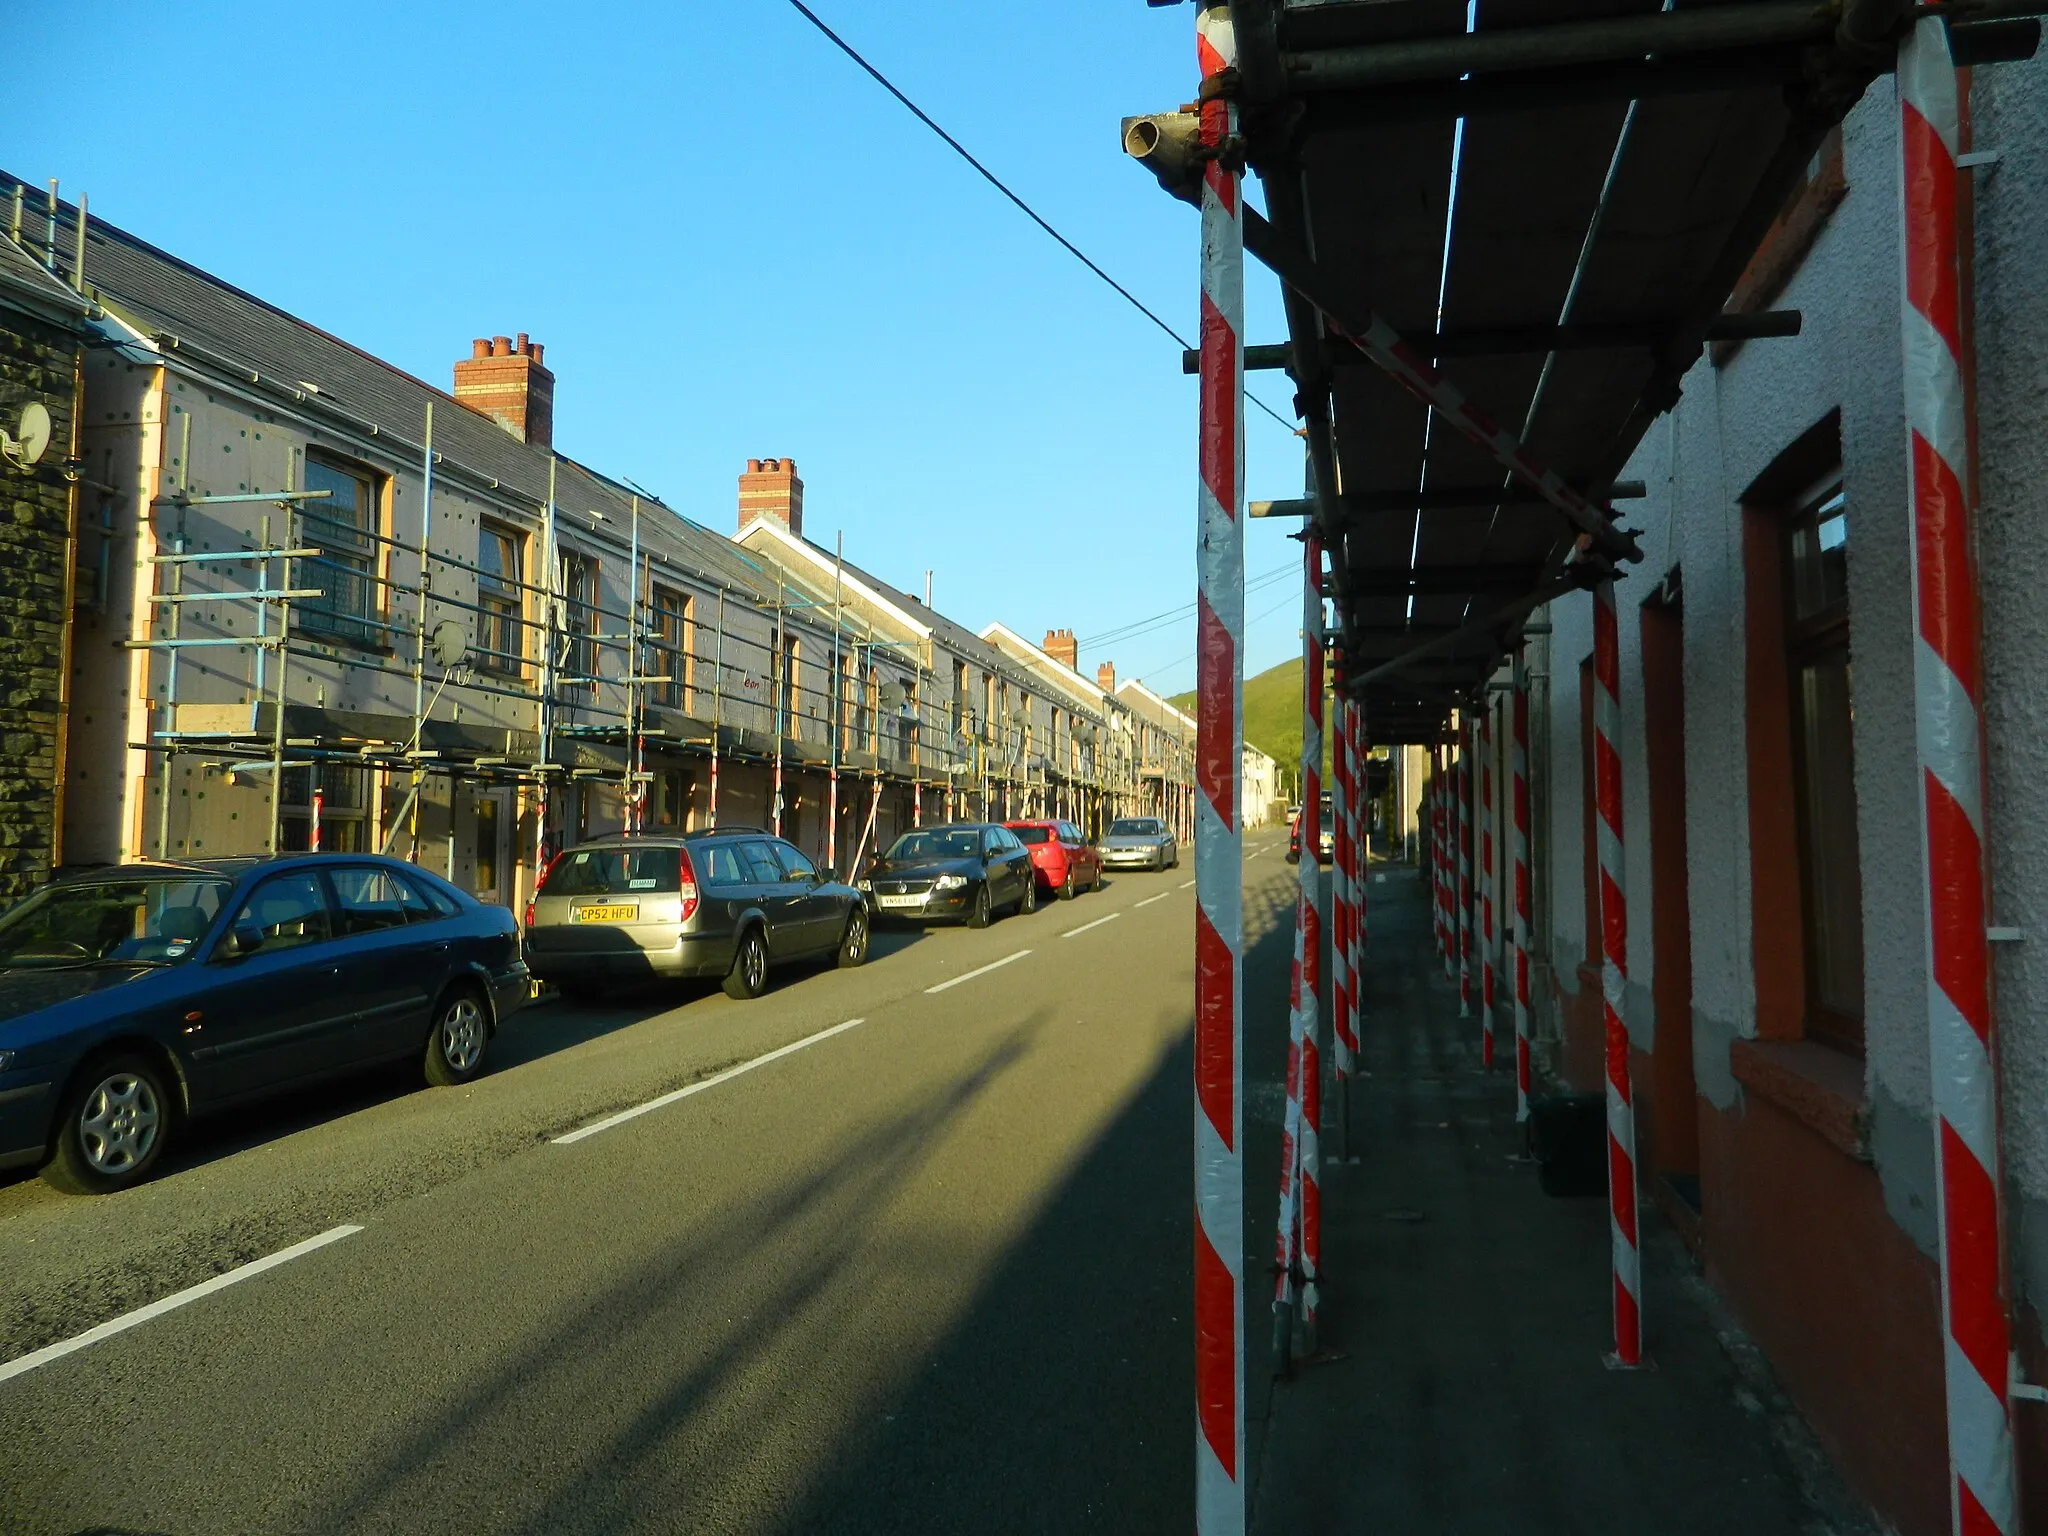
[1457, 720, 1473, 1018]
[1593, 579, 1641, 1367]
[1513, 651, 1533, 1124]
[1308, 546, 1343, 1090]
[1275, 532, 1330, 1345]
[1481, 705, 1496, 1068]
[1351, 704, 1367, 1045]
[1333, 678, 1354, 1084]
[1900, 18, 2014, 1532]
[1192, 7, 1245, 1526]
[309, 783, 323, 853]
[1441, 753, 1458, 978]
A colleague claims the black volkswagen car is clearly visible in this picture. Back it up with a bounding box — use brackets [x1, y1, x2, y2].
[858, 823, 1036, 927]
[0, 854, 529, 1194]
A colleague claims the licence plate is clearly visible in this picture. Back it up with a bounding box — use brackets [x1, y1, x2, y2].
[573, 904, 639, 923]
[877, 894, 925, 909]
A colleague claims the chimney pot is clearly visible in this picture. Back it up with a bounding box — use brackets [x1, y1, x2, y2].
[515, 332, 529, 353]
[491, 334, 511, 356]
[471, 338, 490, 360]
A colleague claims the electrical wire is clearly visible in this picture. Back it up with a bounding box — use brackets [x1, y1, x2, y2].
[1077, 557, 1297, 650]
[784, 0, 1299, 435]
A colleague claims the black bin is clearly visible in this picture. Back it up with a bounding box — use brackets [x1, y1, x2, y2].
[1527, 1092, 1608, 1197]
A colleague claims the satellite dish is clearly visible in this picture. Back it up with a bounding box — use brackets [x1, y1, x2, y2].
[0, 402, 52, 470]
[431, 619, 471, 670]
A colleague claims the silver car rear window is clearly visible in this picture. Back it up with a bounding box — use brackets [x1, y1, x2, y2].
[544, 847, 680, 896]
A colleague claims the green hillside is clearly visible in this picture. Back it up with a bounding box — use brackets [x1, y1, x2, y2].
[1171, 656, 1326, 794]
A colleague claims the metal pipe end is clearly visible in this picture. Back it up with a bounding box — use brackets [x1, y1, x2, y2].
[1121, 112, 1204, 205]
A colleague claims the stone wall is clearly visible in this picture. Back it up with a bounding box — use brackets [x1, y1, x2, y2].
[0, 307, 80, 906]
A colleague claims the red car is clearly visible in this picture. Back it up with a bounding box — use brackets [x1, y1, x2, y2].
[1004, 820, 1102, 900]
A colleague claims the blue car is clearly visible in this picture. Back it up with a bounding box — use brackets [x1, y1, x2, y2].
[0, 854, 529, 1194]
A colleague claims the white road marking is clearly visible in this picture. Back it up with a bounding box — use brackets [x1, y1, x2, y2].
[1060, 913, 1122, 939]
[1374, 873, 1388, 884]
[555, 1017, 868, 1143]
[1179, 879, 1196, 890]
[1134, 892, 1170, 909]
[0, 1224, 363, 1385]
[923, 949, 1033, 993]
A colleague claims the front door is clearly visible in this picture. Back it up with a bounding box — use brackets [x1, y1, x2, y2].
[190, 871, 358, 1101]
[471, 789, 511, 906]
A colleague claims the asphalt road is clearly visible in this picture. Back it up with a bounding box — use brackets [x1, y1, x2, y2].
[0, 833, 1301, 1535]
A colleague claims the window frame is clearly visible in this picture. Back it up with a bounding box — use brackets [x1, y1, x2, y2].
[476, 522, 526, 677]
[298, 450, 384, 647]
[1780, 476, 1864, 1051]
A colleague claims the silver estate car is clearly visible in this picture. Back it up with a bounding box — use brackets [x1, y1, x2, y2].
[523, 829, 869, 1001]
[1099, 817, 1179, 872]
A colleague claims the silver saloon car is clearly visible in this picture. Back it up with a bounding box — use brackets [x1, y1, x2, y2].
[1098, 817, 1178, 872]
[523, 830, 870, 1001]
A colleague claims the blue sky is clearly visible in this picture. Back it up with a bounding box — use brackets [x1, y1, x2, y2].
[12, 0, 1310, 694]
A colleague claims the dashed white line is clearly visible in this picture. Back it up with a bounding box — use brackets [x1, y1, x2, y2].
[0, 1224, 364, 1385]
[555, 1016, 868, 1143]
[923, 949, 1033, 993]
[1134, 892, 1170, 909]
[1060, 912, 1122, 939]
[1179, 879, 1196, 890]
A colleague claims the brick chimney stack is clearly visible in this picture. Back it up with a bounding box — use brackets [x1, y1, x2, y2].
[452, 334, 554, 447]
[1044, 628, 1077, 671]
[1097, 661, 1117, 694]
[738, 458, 804, 538]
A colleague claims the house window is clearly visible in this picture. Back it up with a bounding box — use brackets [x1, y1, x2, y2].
[952, 660, 967, 733]
[650, 584, 688, 710]
[772, 634, 798, 728]
[656, 767, 693, 828]
[1785, 481, 1864, 1048]
[299, 453, 379, 644]
[279, 764, 368, 852]
[560, 552, 598, 692]
[477, 524, 523, 674]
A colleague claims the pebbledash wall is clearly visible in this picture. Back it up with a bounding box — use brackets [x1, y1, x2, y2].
[1529, 60, 2047, 1536]
[0, 248, 88, 907]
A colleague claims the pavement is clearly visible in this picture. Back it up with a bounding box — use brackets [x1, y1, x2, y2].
[0, 833, 1875, 1534]
[1244, 859, 1879, 1536]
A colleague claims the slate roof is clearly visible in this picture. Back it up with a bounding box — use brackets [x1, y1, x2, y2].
[3, 172, 783, 608]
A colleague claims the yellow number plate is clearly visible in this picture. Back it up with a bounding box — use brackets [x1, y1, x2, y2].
[573, 904, 639, 923]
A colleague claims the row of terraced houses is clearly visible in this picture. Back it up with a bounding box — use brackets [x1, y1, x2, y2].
[0, 179, 1279, 913]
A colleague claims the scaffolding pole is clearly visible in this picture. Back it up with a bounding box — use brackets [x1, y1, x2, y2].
[1191, 6, 1245, 1531]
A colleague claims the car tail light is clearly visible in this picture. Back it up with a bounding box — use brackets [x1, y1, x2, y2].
[679, 846, 700, 923]
[525, 850, 565, 929]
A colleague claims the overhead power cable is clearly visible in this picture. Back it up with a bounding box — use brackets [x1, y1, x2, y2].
[1078, 557, 1297, 649]
[784, 0, 1299, 435]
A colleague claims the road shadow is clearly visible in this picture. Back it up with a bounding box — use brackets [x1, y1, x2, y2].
[306, 1010, 1062, 1535]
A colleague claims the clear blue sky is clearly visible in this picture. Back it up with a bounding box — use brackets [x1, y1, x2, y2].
[12, 0, 1310, 694]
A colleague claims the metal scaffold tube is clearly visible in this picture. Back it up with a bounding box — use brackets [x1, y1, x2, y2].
[1482, 705, 1496, 1068]
[1897, 17, 2014, 1533]
[1513, 653, 1533, 1124]
[1593, 579, 1642, 1368]
[1457, 721, 1472, 1019]
[1191, 6, 1245, 1530]
[1351, 702, 1366, 1047]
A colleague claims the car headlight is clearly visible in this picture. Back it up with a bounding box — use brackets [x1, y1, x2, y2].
[857, 878, 873, 891]
[933, 874, 966, 891]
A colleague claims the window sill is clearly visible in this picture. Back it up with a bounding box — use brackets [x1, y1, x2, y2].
[297, 626, 396, 659]
[1729, 1037, 1869, 1162]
